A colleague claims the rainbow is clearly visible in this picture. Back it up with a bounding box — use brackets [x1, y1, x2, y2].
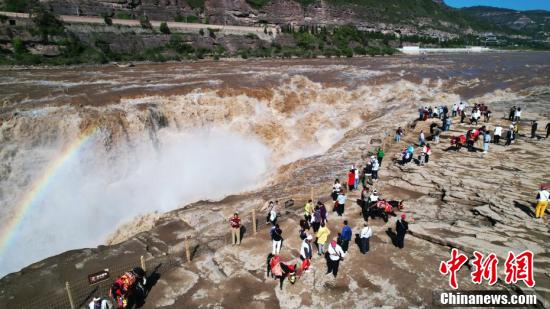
[0, 126, 100, 257]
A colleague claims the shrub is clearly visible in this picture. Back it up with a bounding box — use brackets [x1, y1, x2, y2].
[30, 5, 64, 43]
[187, 0, 204, 9]
[354, 46, 367, 55]
[103, 16, 113, 26]
[160, 22, 170, 34]
[246, 0, 269, 9]
[140, 16, 152, 29]
[168, 34, 195, 54]
[4, 0, 30, 13]
[12, 37, 26, 55]
[115, 11, 132, 20]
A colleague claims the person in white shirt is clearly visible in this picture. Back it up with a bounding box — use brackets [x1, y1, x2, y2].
[332, 179, 341, 201]
[326, 238, 346, 277]
[535, 186, 549, 219]
[371, 157, 380, 180]
[452, 103, 458, 117]
[359, 223, 373, 254]
[493, 125, 502, 144]
[300, 235, 313, 260]
[353, 164, 360, 190]
[419, 130, 426, 146]
[514, 107, 522, 121]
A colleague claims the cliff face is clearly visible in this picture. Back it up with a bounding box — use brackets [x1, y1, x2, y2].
[27, 0, 525, 38]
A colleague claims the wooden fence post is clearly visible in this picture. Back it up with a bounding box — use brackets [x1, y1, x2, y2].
[185, 237, 191, 263]
[65, 281, 75, 309]
[140, 255, 146, 272]
[252, 209, 257, 235]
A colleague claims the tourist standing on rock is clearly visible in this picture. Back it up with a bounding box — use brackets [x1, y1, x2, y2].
[505, 126, 514, 146]
[332, 179, 342, 201]
[353, 164, 360, 190]
[395, 214, 409, 249]
[371, 157, 380, 181]
[535, 186, 549, 219]
[377, 147, 385, 165]
[230, 212, 241, 245]
[508, 106, 516, 121]
[513, 123, 519, 140]
[546, 122, 550, 138]
[451, 103, 458, 117]
[483, 130, 491, 153]
[341, 220, 352, 253]
[395, 126, 404, 142]
[430, 122, 438, 135]
[312, 205, 321, 233]
[335, 190, 347, 216]
[363, 160, 373, 186]
[419, 130, 426, 146]
[514, 107, 522, 122]
[359, 222, 373, 254]
[300, 235, 313, 261]
[268, 204, 277, 226]
[419, 144, 427, 166]
[484, 110, 492, 122]
[316, 223, 331, 256]
[270, 224, 283, 255]
[361, 188, 370, 221]
[347, 169, 355, 191]
[425, 144, 432, 163]
[304, 199, 314, 224]
[327, 238, 346, 278]
[531, 121, 538, 139]
[299, 221, 308, 240]
[460, 110, 466, 124]
[445, 116, 452, 132]
[433, 126, 441, 143]
[493, 125, 502, 144]
[319, 201, 328, 223]
[466, 130, 475, 151]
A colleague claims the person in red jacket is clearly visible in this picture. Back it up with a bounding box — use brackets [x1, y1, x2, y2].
[229, 212, 241, 245]
[347, 169, 355, 191]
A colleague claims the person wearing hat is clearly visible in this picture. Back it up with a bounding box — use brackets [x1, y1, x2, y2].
[300, 235, 313, 261]
[359, 222, 373, 254]
[395, 214, 409, 249]
[535, 186, 549, 219]
[326, 237, 346, 277]
[229, 212, 241, 245]
[88, 296, 110, 309]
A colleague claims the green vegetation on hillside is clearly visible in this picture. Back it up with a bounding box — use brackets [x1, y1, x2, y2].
[3, 0, 30, 12]
[186, 0, 205, 9]
[245, 0, 269, 9]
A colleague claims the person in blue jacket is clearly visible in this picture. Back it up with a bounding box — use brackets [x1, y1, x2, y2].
[340, 220, 352, 253]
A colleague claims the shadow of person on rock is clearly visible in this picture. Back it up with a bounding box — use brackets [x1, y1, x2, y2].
[513, 201, 535, 218]
[386, 228, 398, 247]
[240, 225, 247, 242]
